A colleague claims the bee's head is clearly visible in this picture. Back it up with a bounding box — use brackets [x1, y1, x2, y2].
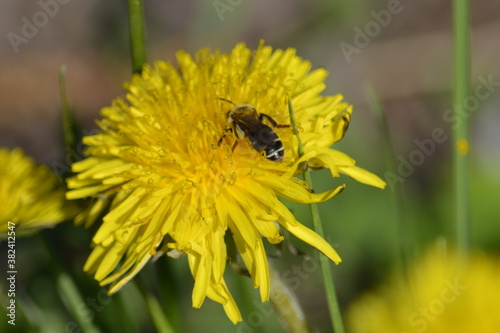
[227, 104, 258, 119]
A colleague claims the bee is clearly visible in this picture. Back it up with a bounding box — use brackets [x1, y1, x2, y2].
[217, 100, 290, 162]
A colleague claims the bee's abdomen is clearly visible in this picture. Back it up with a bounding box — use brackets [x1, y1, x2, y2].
[264, 139, 284, 161]
[248, 125, 285, 162]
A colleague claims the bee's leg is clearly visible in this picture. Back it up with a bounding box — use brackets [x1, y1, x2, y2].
[231, 139, 239, 152]
[218, 97, 235, 106]
[217, 127, 233, 146]
[230, 124, 239, 151]
[259, 113, 290, 128]
[259, 113, 278, 127]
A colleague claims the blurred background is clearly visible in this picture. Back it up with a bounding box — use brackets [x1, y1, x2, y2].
[1, 0, 499, 332]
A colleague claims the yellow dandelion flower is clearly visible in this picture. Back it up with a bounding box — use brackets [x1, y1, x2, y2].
[66, 41, 386, 323]
[347, 245, 500, 333]
[0, 147, 78, 238]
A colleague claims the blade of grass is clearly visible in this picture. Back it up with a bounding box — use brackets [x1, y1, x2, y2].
[116, 287, 141, 333]
[135, 279, 176, 333]
[155, 258, 183, 331]
[365, 84, 412, 269]
[365, 84, 422, 310]
[38, 235, 101, 333]
[287, 98, 345, 333]
[452, 0, 471, 255]
[59, 66, 79, 166]
[128, 0, 147, 74]
[57, 273, 101, 333]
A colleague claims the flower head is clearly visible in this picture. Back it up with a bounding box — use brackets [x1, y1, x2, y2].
[347, 245, 500, 333]
[67, 41, 385, 323]
[0, 147, 78, 238]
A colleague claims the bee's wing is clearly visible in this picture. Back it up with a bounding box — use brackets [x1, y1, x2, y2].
[245, 123, 277, 146]
[233, 115, 262, 135]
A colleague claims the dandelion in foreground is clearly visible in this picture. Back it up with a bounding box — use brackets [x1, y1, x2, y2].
[347, 245, 500, 333]
[0, 147, 78, 238]
[66, 41, 386, 323]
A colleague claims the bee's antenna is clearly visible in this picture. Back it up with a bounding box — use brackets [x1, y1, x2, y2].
[218, 97, 235, 105]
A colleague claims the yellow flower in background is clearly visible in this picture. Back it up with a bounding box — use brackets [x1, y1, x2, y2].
[347, 245, 500, 333]
[66, 41, 386, 323]
[0, 148, 78, 237]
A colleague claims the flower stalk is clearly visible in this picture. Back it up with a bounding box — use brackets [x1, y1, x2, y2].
[128, 0, 147, 74]
[452, 0, 471, 256]
[287, 98, 345, 333]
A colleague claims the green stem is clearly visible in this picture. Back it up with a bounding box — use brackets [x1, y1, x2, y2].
[453, 0, 471, 255]
[128, 0, 147, 74]
[287, 98, 345, 333]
